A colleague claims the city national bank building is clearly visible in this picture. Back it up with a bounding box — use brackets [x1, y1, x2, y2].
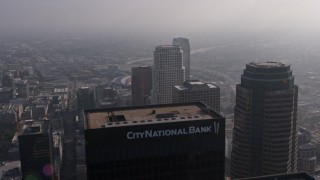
[83, 102, 225, 180]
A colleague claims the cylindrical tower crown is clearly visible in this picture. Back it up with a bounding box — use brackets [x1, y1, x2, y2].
[241, 62, 294, 90]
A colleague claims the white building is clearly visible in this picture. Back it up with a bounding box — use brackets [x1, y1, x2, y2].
[173, 80, 220, 113]
[151, 45, 185, 104]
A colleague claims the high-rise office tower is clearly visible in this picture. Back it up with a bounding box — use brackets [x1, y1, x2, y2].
[84, 102, 225, 180]
[173, 80, 220, 112]
[231, 62, 298, 178]
[77, 87, 95, 112]
[151, 45, 185, 104]
[173, 37, 190, 79]
[15, 79, 29, 98]
[18, 120, 54, 180]
[77, 87, 95, 131]
[131, 66, 152, 106]
[94, 84, 118, 108]
[2, 73, 15, 88]
[0, 87, 14, 103]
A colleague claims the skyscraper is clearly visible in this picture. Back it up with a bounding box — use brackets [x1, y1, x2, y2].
[173, 80, 220, 112]
[94, 84, 118, 108]
[76, 87, 95, 113]
[231, 62, 298, 178]
[18, 120, 54, 180]
[77, 87, 95, 132]
[84, 102, 225, 180]
[173, 37, 190, 79]
[131, 66, 152, 106]
[2, 73, 15, 88]
[0, 87, 14, 103]
[151, 45, 185, 104]
[15, 79, 29, 98]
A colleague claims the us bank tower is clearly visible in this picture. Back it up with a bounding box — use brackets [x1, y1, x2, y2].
[231, 62, 298, 178]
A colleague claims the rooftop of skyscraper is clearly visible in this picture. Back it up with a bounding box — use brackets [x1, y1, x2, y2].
[248, 61, 288, 68]
[10, 119, 51, 146]
[155, 45, 180, 50]
[156, 45, 176, 48]
[84, 102, 222, 129]
[19, 119, 50, 135]
[174, 80, 219, 91]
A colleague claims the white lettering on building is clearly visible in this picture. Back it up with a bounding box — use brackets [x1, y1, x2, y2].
[126, 124, 219, 140]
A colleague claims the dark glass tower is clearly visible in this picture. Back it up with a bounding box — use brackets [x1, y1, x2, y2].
[231, 62, 298, 178]
[19, 120, 54, 180]
[131, 66, 152, 106]
[84, 102, 225, 180]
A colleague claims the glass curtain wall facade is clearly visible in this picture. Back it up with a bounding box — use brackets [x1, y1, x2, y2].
[231, 62, 298, 178]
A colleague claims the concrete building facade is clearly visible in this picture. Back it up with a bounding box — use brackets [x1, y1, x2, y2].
[173, 80, 220, 112]
[151, 45, 185, 104]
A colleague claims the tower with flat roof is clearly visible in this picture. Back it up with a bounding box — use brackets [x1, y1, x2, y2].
[173, 37, 190, 79]
[84, 102, 225, 180]
[2, 73, 15, 88]
[15, 79, 29, 98]
[231, 62, 298, 178]
[151, 45, 185, 104]
[94, 84, 118, 108]
[18, 119, 54, 180]
[77, 87, 95, 113]
[173, 80, 220, 112]
[131, 66, 152, 106]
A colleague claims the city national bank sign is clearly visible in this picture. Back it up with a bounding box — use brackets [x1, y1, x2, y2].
[127, 122, 220, 140]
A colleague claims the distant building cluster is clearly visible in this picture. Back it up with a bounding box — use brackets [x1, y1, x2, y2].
[130, 37, 221, 113]
[298, 127, 317, 175]
[0, 43, 71, 179]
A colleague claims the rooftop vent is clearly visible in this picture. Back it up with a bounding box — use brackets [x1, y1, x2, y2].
[155, 113, 176, 118]
[108, 114, 126, 122]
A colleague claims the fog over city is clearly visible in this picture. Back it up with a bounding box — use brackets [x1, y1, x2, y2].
[1, 0, 320, 38]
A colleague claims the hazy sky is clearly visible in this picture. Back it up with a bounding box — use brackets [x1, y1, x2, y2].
[0, 0, 319, 37]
